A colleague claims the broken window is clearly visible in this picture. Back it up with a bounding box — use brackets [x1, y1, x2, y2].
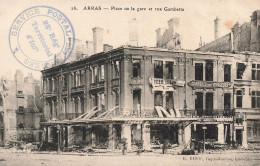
[100, 65, 105, 80]
[63, 75, 68, 88]
[154, 91, 163, 106]
[92, 66, 98, 83]
[195, 92, 203, 116]
[236, 90, 243, 108]
[81, 97, 84, 114]
[166, 92, 174, 110]
[237, 63, 246, 79]
[195, 63, 203, 81]
[154, 61, 163, 78]
[133, 59, 141, 78]
[205, 62, 213, 81]
[113, 61, 120, 78]
[205, 93, 213, 115]
[165, 61, 174, 79]
[73, 72, 77, 87]
[0, 96, 3, 106]
[252, 64, 260, 80]
[133, 90, 141, 115]
[80, 71, 85, 86]
[224, 93, 231, 109]
[251, 91, 260, 108]
[224, 65, 231, 82]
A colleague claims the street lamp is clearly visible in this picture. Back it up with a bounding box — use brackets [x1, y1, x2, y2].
[202, 126, 207, 153]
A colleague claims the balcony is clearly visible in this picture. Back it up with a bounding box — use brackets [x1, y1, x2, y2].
[111, 78, 120, 87]
[90, 81, 105, 91]
[149, 77, 175, 92]
[131, 77, 142, 85]
[62, 88, 68, 96]
[71, 85, 84, 94]
[42, 91, 58, 98]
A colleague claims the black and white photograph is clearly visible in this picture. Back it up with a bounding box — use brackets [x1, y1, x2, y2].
[0, 0, 260, 165]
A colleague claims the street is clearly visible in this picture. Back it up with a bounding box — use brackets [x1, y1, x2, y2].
[0, 149, 260, 166]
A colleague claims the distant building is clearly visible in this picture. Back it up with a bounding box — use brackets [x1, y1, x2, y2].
[197, 10, 260, 53]
[0, 70, 42, 146]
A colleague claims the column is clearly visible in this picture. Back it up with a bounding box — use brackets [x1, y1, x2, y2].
[108, 124, 114, 150]
[67, 126, 74, 147]
[47, 126, 52, 142]
[242, 120, 248, 148]
[184, 124, 191, 148]
[218, 124, 225, 144]
[142, 123, 151, 150]
[178, 124, 183, 145]
[121, 124, 132, 150]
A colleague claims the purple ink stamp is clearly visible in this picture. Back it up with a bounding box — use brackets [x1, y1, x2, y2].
[9, 6, 75, 71]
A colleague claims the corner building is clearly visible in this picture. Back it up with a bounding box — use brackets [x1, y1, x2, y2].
[41, 46, 260, 151]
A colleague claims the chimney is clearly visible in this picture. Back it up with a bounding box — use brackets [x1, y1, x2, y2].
[214, 16, 221, 40]
[92, 27, 104, 54]
[156, 28, 166, 47]
[15, 69, 24, 83]
[86, 41, 94, 56]
[103, 44, 113, 52]
[129, 18, 139, 46]
[168, 18, 180, 34]
[199, 36, 202, 47]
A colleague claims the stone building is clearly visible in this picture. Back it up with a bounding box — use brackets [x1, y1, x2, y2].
[197, 10, 260, 53]
[0, 70, 42, 146]
[41, 42, 260, 151]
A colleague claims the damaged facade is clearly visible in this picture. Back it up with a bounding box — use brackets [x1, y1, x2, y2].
[197, 10, 260, 53]
[40, 44, 260, 151]
[0, 70, 42, 146]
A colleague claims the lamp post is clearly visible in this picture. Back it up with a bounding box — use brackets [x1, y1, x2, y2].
[57, 124, 61, 154]
[202, 126, 207, 153]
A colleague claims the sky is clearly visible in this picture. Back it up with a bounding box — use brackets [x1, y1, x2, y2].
[0, 0, 259, 80]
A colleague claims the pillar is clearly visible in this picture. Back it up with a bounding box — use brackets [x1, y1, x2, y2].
[67, 126, 74, 147]
[47, 126, 52, 142]
[184, 124, 191, 147]
[142, 123, 151, 150]
[242, 121, 248, 148]
[218, 124, 225, 144]
[121, 124, 132, 150]
[178, 124, 183, 145]
[108, 124, 115, 150]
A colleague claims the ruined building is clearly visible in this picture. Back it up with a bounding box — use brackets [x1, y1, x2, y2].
[197, 10, 260, 53]
[0, 70, 42, 146]
[41, 43, 260, 151]
[156, 18, 181, 50]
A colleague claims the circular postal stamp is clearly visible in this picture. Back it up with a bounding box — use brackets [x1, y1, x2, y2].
[9, 6, 75, 71]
